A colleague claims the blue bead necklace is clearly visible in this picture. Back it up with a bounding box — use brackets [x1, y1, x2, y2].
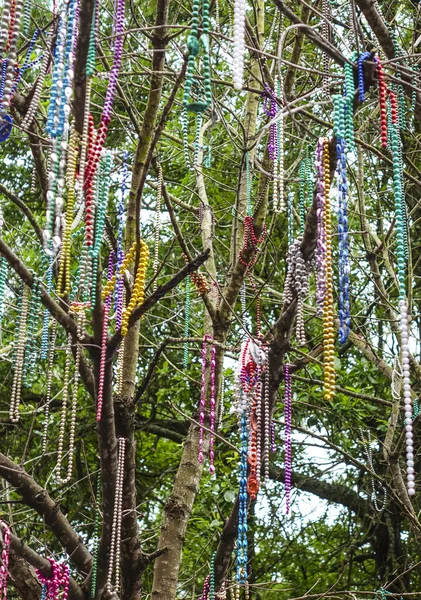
[236, 409, 248, 585]
[357, 52, 371, 103]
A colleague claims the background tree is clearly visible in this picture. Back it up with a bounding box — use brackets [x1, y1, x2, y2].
[0, 0, 421, 599]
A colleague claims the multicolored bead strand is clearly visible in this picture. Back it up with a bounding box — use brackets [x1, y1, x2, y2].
[115, 152, 128, 326]
[237, 410, 248, 585]
[97, 253, 114, 422]
[389, 92, 414, 496]
[152, 164, 163, 291]
[36, 559, 69, 600]
[10, 284, 29, 422]
[84, 0, 125, 189]
[120, 241, 149, 336]
[284, 363, 292, 514]
[91, 153, 112, 308]
[106, 437, 126, 593]
[322, 139, 335, 400]
[0, 520, 10, 600]
[232, 0, 246, 89]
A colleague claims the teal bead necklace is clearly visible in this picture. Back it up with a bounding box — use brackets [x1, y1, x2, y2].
[91, 153, 112, 309]
[343, 55, 356, 151]
[209, 551, 216, 600]
[23, 274, 42, 387]
[0, 257, 7, 323]
[182, 0, 212, 167]
[389, 29, 406, 129]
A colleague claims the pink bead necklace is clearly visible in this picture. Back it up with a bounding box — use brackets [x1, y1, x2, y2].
[199, 335, 216, 474]
[0, 520, 10, 600]
[36, 559, 69, 600]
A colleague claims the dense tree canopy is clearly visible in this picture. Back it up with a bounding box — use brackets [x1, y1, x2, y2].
[0, 0, 421, 599]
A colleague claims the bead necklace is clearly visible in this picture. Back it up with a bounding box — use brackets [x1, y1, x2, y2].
[36, 559, 69, 600]
[322, 139, 335, 400]
[56, 333, 72, 483]
[84, 0, 125, 190]
[42, 320, 58, 454]
[287, 192, 293, 248]
[91, 471, 101, 599]
[276, 76, 285, 212]
[321, 0, 330, 92]
[121, 240, 149, 337]
[21, 29, 52, 131]
[236, 411, 248, 585]
[343, 56, 356, 151]
[332, 100, 351, 344]
[263, 345, 270, 481]
[0, 0, 24, 120]
[374, 56, 388, 148]
[102, 242, 137, 301]
[97, 253, 114, 422]
[0, 257, 7, 323]
[200, 575, 210, 600]
[209, 551, 216, 600]
[58, 129, 78, 297]
[23, 274, 42, 387]
[389, 92, 414, 496]
[152, 164, 163, 292]
[10, 284, 29, 422]
[183, 275, 191, 367]
[283, 236, 314, 346]
[199, 335, 216, 474]
[284, 363, 292, 514]
[358, 52, 371, 103]
[40, 251, 54, 359]
[106, 437, 126, 592]
[115, 152, 128, 328]
[263, 84, 284, 213]
[0, 520, 10, 600]
[359, 428, 387, 512]
[315, 139, 326, 317]
[91, 153, 112, 309]
[232, 0, 246, 90]
[298, 155, 312, 234]
[183, 0, 211, 112]
[10, 29, 42, 99]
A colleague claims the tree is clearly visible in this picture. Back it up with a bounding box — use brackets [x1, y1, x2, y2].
[0, 0, 420, 598]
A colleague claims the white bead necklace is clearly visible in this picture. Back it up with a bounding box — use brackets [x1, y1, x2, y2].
[399, 298, 415, 496]
[42, 319, 58, 453]
[232, 0, 246, 90]
[106, 437, 126, 593]
[56, 333, 72, 483]
[10, 285, 29, 423]
[152, 164, 163, 292]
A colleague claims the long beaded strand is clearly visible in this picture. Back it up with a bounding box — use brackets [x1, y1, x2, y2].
[91, 472, 101, 599]
[121, 241, 149, 337]
[198, 335, 216, 474]
[10, 284, 29, 422]
[323, 139, 335, 399]
[106, 437, 126, 593]
[183, 275, 191, 367]
[56, 333, 72, 483]
[152, 164, 163, 291]
[284, 363, 292, 514]
[232, 0, 246, 89]
[315, 139, 326, 316]
[42, 320, 58, 453]
[97, 253, 114, 422]
[23, 274, 42, 386]
[375, 56, 388, 148]
[0, 520, 10, 600]
[0, 257, 7, 323]
[115, 152, 127, 325]
[389, 91, 415, 496]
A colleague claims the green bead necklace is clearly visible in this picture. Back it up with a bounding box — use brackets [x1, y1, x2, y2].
[343, 54, 356, 151]
[91, 153, 112, 309]
[209, 551, 216, 600]
[182, 0, 212, 167]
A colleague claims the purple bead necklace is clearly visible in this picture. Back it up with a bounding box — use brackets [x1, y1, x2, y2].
[316, 138, 327, 315]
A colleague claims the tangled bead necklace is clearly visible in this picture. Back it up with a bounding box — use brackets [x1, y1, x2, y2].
[0, 520, 10, 600]
[36, 559, 69, 600]
[106, 437, 126, 593]
[121, 240, 149, 337]
[199, 335, 216, 474]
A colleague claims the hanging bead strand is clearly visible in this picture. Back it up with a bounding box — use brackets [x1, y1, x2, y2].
[56, 333, 72, 483]
[42, 320, 58, 453]
[152, 164, 163, 292]
[106, 437, 126, 592]
[284, 363, 292, 514]
[10, 284, 29, 422]
[0, 520, 10, 600]
[97, 253, 114, 422]
[323, 139, 335, 399]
